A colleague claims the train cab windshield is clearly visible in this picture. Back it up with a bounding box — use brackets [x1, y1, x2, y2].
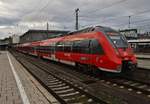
[96, 26, 128, 48]
[108, 33, 128, 48]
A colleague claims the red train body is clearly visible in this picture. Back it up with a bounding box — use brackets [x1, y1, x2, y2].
[16, 26, 137, 73]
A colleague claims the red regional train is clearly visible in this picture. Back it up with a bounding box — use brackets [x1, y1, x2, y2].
[15, 26, 137, 73]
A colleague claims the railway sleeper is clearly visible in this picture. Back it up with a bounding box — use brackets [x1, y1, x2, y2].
[47, 81, 63, 85]
[110, 79, 150, 95]
[52, 86, 70, 91]
[59, 91, 80, 97]
[49, 83, 66, 88]
[65, 97, 94, 104]
[55, 88, 74, 94]
[48, 79, 59, 83]
[63, 94, 95, 104]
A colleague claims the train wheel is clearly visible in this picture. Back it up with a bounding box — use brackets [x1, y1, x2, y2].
[90, 66, 100, 76]
[75, 63, 82, 72]
[38, 54, 42, 59]
[75, 63, 88, 73]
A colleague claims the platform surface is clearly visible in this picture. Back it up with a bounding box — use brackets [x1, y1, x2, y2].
[137, 59, 150, 69]
[0, 51, 23, 104]
[136, 54, 150, 59]
[0, 51, 59, 104]
[133, 54, 150, 69]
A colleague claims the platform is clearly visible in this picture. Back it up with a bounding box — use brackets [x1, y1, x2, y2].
[0, 51, 59, 104]
[133, 54, 150, 69]
[137, 59, 150, 69]
[135, 54, 150, 69]
[136, 54, 150, 59]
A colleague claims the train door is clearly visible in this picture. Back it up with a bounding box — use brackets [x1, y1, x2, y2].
[51, 42, 58, 61]
[89, 39, 96, 65]
[89, 39, 104, 66]
[33, 46, 37, 55]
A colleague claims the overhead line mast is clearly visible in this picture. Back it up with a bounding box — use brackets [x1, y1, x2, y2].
[75, 8, 79, 30]
[129, 16, 131, 29]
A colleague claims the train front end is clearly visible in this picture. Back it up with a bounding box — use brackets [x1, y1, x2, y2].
[106, 30, 137, 72]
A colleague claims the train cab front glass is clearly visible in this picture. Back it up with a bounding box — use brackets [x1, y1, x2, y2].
[96, 26, 128, 48]
[108, 33, 128, 48]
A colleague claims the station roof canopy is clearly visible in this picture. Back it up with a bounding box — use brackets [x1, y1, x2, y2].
[128, 39, 150, 43]
[20, 29, 69, 38]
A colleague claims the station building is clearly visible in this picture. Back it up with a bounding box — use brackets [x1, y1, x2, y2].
[0, 29, 69, 50]
[20, 30, 69, 43]
[0, 37, 12, 50]
[120, 29, 150, 53]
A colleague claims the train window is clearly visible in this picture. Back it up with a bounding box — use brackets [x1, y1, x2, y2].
[56, 42, 64, 51]
[90, 39, 104, 54]
[72, 40, 80, 53]
[73, 41, 79, 53]
[79, 40, 90, 54]
[47, 43, 56, 53]
[109, 35, 128, 48]
[80, 40, 90, 48]
[64, 41, 73, 52]
[49, 46, 54, 53]
[44, 46, 50, 52]
[72, 39, 90, 54]
[37, 46, 41, 52]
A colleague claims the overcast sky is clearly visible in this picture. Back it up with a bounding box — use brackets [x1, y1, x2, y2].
[0, 0, 150, 39]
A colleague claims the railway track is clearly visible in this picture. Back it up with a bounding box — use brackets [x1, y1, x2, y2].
[12, 51, 107, 104]
[99, 77, 150, 97]
[121, 67, 150, 85]
[11, 51, 150, 104]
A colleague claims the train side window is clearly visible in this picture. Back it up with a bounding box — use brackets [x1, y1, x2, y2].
[44, 46, 49, 52]
[49, 46, 52, 52]
[72, 41, 81, 53]
[90, 39, 104, 54]
[79, 40, 90, 54]
[80, 40, 89, 48]
[64, 41, 73, 52]
[72, 40, 90, 54]
[56, 42, 64, 51]
[49, 43, 55, 53]
[37, 46, 41, 51]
